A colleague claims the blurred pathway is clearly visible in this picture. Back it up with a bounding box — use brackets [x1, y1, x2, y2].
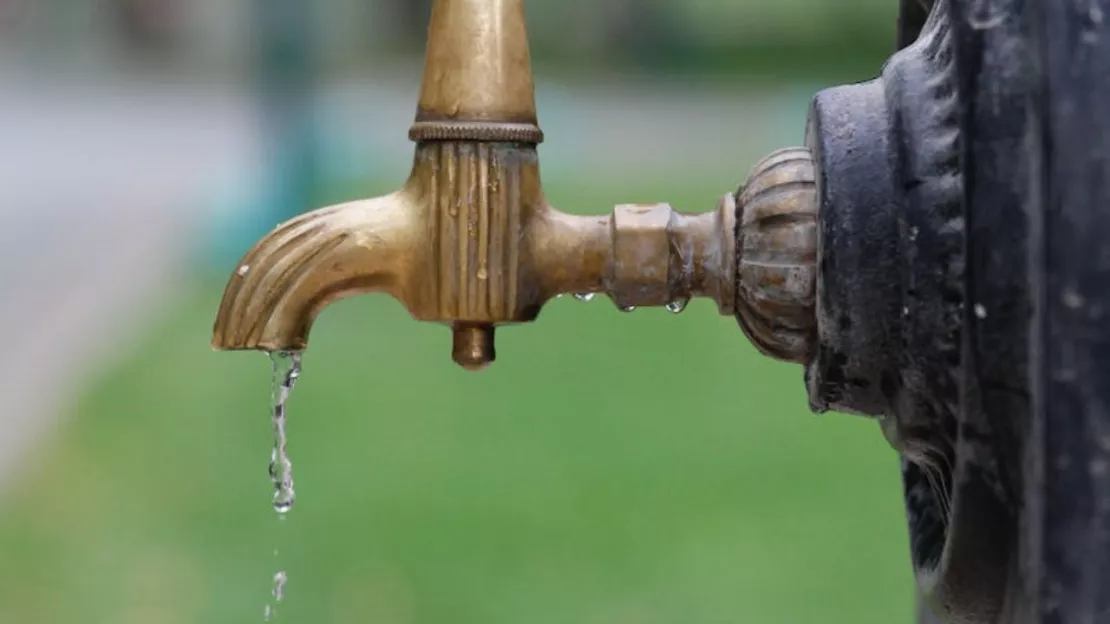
[0, 64, 808, 488]
[0, 71, 257, 487]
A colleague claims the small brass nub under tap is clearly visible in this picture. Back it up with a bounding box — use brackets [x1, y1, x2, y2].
[210, 0, 819, 370]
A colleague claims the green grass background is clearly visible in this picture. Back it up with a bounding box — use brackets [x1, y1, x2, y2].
[0, 176, 914, 623]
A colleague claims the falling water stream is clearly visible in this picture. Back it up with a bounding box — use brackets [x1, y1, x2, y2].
[269, 350, 301, 513]
[254, 295, 691, 619]
[265, 350, 302, 620]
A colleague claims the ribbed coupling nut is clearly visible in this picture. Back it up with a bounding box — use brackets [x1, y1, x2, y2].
[734, 147, 819, 363]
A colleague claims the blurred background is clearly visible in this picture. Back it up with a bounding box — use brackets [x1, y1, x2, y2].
[0, 0, 914, 622]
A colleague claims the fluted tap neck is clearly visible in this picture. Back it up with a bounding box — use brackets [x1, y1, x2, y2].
[409, 0, 543, 144]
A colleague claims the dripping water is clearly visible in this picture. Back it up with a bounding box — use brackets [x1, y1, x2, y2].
[264, 350, 301, 620]
[269, 350, 301, 513]
[264, 569, 288, 621]
[573, 292, 596, 302]
[665, 298, 689, 314]
[263, 549, 286, 621]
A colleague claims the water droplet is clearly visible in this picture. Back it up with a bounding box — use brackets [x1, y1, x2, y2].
[665, 298, 689, 314]
[272, 486, 294, 514]
[909, 226, 919, 242]
[265, 537, 286, 619]
[555, 293, 565, 299]
[902, 306, 910, 317]
[273, 570, 287, 601]
[573, 292, 596, 302]
[238, 264, 250, 276]
[619, 305, 636, 313]
[974, 304, 988, 319]
[476, 267, 488, 280]
[268, 351, 302, 515]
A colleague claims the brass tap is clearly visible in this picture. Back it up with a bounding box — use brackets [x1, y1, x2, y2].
[211, 0, 819, 370]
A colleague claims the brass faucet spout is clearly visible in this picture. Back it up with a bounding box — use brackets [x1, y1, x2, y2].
[211, 190, 419, 352]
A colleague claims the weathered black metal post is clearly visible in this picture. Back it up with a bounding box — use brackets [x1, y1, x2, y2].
[1029, 0, 1110, 619]
[804, 0, 1110, 621]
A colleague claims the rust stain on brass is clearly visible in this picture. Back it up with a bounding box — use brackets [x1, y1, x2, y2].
[211, 0, 819, 369]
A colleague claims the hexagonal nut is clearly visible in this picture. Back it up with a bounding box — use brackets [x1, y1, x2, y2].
[610, 203, 674, 307]
[736, 147, 818, 362]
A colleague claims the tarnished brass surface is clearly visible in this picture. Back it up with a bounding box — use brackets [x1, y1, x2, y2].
[211, 0, 819, 369]
[413, 0, 540, 129]
[735, 147, 819, 362]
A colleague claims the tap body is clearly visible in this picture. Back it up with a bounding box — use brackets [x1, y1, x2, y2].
[212, 0, 818, 369]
